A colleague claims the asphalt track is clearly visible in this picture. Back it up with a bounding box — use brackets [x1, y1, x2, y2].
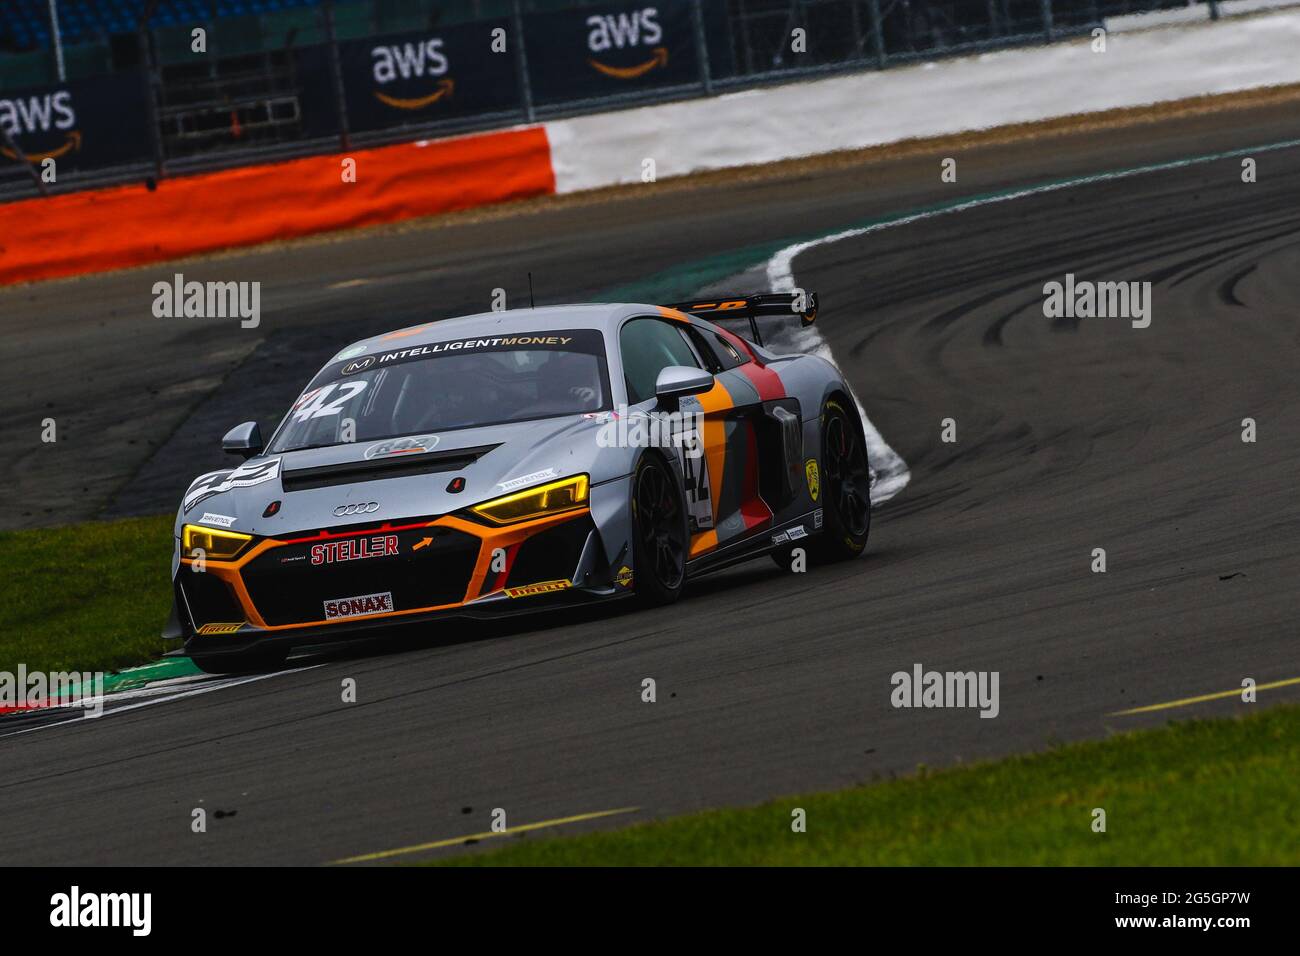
[3, 99, 1300, 864]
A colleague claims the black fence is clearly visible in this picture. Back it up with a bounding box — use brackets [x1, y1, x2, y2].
[0, 0, 1226, 196]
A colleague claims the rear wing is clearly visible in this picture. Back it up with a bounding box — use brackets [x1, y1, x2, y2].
[667, 292, 818, 347]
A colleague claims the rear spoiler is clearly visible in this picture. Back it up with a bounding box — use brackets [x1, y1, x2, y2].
[667, 292, 818, 347]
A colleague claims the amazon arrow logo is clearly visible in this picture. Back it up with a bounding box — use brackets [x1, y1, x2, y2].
[0, 130, 81, 163]
[374, 78, 454, 110]
[588, 46, 668, 79]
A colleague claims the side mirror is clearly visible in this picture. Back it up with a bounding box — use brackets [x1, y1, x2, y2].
[655, 365, 714, 403]
[221, 421, 263, 459]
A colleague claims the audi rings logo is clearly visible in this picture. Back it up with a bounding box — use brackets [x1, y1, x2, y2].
[333, 501, 380, 517]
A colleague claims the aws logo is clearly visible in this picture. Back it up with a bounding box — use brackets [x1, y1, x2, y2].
[586, 8, 668, 79]
[370, 39, 454, 110]
[0, 91, 83, 162]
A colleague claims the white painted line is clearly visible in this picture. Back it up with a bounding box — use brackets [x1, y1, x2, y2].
[762, 136, 1300, 505]
[547, 10, 1300, 191]
[1107, 0, 1300, 33]
[1104, 6, 1210, 32]
[0, 665, 322, 740]
[0, 675, 214, 718]
[762, 319, 911, 505]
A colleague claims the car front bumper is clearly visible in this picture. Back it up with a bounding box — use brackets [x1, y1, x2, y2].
[171, 504, 632, 652]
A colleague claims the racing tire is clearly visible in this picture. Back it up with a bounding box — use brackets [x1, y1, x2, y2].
[630, 452, 689, 607]
[190, 644, 290, 675]
[809, 397, 872, 562]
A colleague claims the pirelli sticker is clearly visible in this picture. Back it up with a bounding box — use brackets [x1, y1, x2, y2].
[197, 622, 243, 635]
[505, 579, 571, 598]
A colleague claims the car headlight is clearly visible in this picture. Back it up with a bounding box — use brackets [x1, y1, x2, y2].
[182, 524, 253, 561]
[470, 474, 589, 525]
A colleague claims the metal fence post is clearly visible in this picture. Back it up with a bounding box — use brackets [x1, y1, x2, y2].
[1041, 0, 1054, 42]
[867, 0, 887, 68]
[690, 0, 714, 94]
[137, 26, 166, 181]
[511, 0, 537, 123]
[1208, 0, 1221, 20]
[47, 0, 67, 81]
[322, 0, 351, 151]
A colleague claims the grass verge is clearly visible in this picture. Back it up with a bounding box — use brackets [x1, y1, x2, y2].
[436, 705, 1300, 865]
[0, 514, 175, 675]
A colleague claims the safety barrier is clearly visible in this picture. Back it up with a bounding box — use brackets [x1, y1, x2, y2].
[0, 125, 553, 284]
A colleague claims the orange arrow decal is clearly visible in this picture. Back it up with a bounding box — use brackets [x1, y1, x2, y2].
[0, 130, 81, 163]
[381, 323, 432, 341]
[588, 46, 668, 80]
[374, 78, 455, 110]
[412, 537, 434, 551]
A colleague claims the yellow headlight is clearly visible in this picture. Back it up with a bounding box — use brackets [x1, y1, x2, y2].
[182, 524, 253, 561]
[471, 474, 589, 525]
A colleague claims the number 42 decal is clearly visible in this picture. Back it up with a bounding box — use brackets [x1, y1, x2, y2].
[678, 430, 713, 531]
[291, 381, 368, 422]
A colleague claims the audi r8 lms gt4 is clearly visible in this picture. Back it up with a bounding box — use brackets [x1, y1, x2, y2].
[166, 293, 873, 673]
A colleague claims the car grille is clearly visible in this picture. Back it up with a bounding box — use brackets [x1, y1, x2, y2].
[240, 524, 480, 626]
[178, 573, 244, 628]
[506, 514, 595, 589]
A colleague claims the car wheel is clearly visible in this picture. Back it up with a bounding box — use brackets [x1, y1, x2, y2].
[190, 644, 289, 675]
[769, 544, 797, 571]
[631, 452, 688, 606]
[812, 397, 872, 561]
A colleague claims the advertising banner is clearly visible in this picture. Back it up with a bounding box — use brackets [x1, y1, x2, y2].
[0, 73, 153, 174]
[335, 20, 522, 133]
[524, 1, 701, 105]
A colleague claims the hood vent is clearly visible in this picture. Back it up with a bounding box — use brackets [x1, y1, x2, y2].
[281, 444, 499, 493]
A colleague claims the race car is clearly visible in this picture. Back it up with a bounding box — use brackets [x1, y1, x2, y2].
[165, 293, 873, 672]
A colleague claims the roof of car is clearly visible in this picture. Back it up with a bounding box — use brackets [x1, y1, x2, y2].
[344, 303, 673, 355]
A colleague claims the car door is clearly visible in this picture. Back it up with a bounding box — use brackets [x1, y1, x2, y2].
[674, 320, 786, 555]
[621, 315, 793, 559]
[619, 316, 726, 555]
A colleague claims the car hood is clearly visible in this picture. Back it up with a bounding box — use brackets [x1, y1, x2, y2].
[175, 413, 630, 538]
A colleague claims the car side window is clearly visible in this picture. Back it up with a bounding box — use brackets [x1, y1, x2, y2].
[707, 330, 747, 369]
[620, 318, 704, 404]
[678, 324, 724, 373]
[683, 325, 747, 371]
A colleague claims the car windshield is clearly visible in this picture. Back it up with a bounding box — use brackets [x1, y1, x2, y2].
[268, 329, 610, 454]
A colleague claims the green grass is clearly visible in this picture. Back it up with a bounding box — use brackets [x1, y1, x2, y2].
[0, 514, 176, 675]
[437, 706, 1300, 865]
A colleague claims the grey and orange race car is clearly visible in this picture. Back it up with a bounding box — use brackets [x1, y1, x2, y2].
[166, 293, 872, 672]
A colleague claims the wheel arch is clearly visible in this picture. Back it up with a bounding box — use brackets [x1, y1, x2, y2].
[821, 386, 869, 456]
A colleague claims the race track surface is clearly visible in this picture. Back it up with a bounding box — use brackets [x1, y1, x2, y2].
[3, 101, 1299, 864]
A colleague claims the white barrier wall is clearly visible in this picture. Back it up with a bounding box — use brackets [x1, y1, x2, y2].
[545, 10, 1300, 194]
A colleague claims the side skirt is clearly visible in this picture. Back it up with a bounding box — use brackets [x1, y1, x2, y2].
[685, 507, 824, 579]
